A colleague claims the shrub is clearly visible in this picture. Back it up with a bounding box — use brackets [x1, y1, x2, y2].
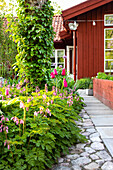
[96, 72, 113, 80]
[0, 82, 86, 170]
[75, 78, 93, 90]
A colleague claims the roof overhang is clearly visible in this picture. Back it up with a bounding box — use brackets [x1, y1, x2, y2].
[62, 0, 113, 20]
[59, 30, 72, 40]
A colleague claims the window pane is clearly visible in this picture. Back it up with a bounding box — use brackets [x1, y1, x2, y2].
[105, 40, 113, 49]
[105, 15, 113, 25]
[105, 51, 113, 59]
[105, 30, 113, 39]
[105, 60, 113, 70]
[58, 57, 64, 63]
[51, 58, 55, 63]
[57, 50, 64, 57]
[58, 64, 64, 68]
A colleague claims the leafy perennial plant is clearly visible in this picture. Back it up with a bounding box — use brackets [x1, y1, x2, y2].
[0, 77, 86, 170]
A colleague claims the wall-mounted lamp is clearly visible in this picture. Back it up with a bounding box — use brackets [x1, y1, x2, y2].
[93, 21, 96, 26]
[68, 21, 79, 30]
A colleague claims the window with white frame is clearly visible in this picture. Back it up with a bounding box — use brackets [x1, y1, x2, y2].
[104, 14, 113, 26]
[50, 49, 65, 68]
[104, 28, 113, 71]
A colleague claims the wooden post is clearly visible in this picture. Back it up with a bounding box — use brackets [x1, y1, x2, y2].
[73, 30, 76, 81]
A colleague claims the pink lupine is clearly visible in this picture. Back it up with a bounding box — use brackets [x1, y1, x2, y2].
[63, 78, 67, 88]
[50, 72, 55, 79]
[5, 89, 9, 96]
[54, 69, 58, 75]
[61, 69, 65, 76]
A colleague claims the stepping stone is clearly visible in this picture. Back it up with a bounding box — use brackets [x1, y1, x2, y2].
[96, 151, 112, 161]
[71, 157, 91, 166]
[101, 162, 113, 170]
[91, 142, 104, 150]
[84, 162, 100, 170]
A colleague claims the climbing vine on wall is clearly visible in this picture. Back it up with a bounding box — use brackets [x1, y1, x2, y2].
[8, 0, 55, 87]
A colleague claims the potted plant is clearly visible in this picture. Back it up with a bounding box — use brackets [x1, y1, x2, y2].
[86, 80, 93, 96]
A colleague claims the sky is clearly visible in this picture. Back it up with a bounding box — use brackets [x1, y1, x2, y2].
[6, 0, 87, 10]
[50, 0, 87, 10]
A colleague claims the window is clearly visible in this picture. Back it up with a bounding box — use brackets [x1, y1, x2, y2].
[104, 28, 113, 72]
[104, 14, 113, 26]
[50, 49, 65, 68]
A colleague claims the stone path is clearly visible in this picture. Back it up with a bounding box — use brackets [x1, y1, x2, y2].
[51, 90, 113, 170]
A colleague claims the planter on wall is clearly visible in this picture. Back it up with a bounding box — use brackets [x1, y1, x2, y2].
[93, 78, 113, 109]
[86, 89, 93, 96]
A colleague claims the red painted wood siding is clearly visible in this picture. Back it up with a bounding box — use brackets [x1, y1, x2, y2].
[77, 2, 113, 79]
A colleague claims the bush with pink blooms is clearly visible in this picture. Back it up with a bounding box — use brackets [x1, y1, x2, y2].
[0, 79, 86, 170]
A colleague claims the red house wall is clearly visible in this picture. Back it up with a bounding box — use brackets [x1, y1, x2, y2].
[76, 2, 113, 79]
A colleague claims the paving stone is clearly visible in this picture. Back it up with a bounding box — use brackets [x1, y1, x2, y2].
[101, 162, 113, 170]
[53, 166, 71, 170]
[82, 114, 89, 119]
[82, 131, 91, 137]
[84, 162, 100, 170]
[86, 128, 96, 133]
[90, 132, 100, 138]
[58, 158, 64, 163]
[76, 143, 86, 149]
[90, 136, 102, 142]
[60, 163, 70, 167]
[91, 142, 105, 150]
[66, 154, 79, 160]
[90, 154, 99, 160]
[96, 151, 112, 161]
[80, 152, 89, 157]
[85, 147, 95, 154]
[95, 159, 105, 166]
[71, 157, 91, 166]
[72, 165, 81, 170]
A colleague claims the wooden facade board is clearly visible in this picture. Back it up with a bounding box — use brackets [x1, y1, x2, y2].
[76, 2, 113, 79]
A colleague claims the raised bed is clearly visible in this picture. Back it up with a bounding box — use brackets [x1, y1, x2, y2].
[93, 78, 113, 109]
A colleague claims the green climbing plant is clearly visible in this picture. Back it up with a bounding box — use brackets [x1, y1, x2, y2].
[7, 0, 55, 87]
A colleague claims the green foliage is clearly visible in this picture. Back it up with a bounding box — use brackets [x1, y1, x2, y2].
[0, 16, 17, 78]
[7, 0, 55, 87]
[0, 82, 86, 170]
[75, 78, 93, 90]
[96, 72, 113, 80]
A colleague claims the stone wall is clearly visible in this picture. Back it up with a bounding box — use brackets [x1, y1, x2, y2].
[93, 78, 113, 109]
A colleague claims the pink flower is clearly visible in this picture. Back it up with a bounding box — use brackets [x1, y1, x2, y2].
[6, 118, 9, 122]
[27, 98, 31, 103]
[51, 100, 53, 104]
[20, 101, 25, 109]
[63, 78, 67, 88]
[62, 69, 65, 76]
[63, 56, 67, 59]
[50, 72, 55, 79]
[4, 140, 7, 146]
[34, 111, 39, 116]
[20, 119, 24, 124]
[26, 107, 29, 111]
[5, 89, 9, 96]
[54, 69, 58, 75]
[7, 144, 10, 150]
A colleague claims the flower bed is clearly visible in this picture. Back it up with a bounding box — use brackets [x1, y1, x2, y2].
[93, 78, 113, 109]
[0, 73, 86, 170]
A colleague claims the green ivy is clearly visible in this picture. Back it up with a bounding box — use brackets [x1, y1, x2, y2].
[7, 0, 55, 87]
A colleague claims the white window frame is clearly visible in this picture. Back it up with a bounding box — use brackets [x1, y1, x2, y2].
[104, 28, 113, 72]
[104, 14, 113, 26]
[51, 49, 65, 68]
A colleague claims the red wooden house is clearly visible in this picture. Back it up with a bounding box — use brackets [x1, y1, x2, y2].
[52, 0, 113, 81]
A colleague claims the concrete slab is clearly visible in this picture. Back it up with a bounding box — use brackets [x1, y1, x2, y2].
[85, 110, 113, 115]
[103, 138, 113, 157]
[96, 127, 113, 138]
[86, 106, 109, 110]
[91, 115, 113, 126]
